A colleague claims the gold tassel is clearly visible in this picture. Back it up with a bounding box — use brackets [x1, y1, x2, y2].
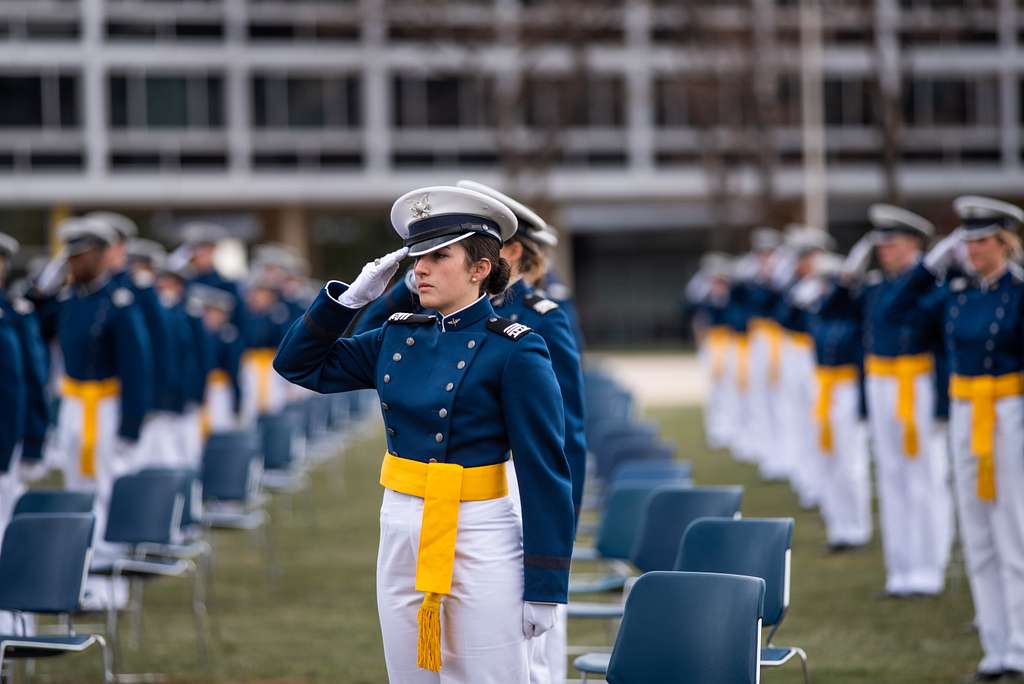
[416, 592, 442, 672]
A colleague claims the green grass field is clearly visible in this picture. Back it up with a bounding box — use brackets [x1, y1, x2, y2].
[38, 407, 979, 683]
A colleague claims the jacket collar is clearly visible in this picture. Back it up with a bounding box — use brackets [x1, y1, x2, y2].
[440, 294, 494, 332]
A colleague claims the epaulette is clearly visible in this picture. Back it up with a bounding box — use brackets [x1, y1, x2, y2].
[524, 293, 559, 315]
[12, 298, 34, 316]
[864, 270, 883, 287]
[487, 317, 532, 341]
[1009, 262, 1024, 283]
[387, 312, 435, 325]
[220, 323, 238, 344]
[112, 287, 134, 308]
[132, 271, 155, 289]
[949, 277, 969, 293]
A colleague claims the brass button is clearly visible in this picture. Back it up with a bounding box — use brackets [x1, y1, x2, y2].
[446, 382, 454, 391]
[386, 427, 395, 436]
[428, 458, 438, 464]
[438, 408, 448, 418]
[381, 402, 389, 411]
[393, 353, 402, 362]
[435, 433, 444, 443]
[383, 374, 391, 384]
[406, 337, 415, 346]
[467, 340, 476, 349]
[457, 361, 466, 370]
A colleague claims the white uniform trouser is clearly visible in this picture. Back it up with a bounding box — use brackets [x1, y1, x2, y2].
[377, 489, 529, 684]
[749, 329, 782, 478]
[702, 336, 732, 450]
[0, 449, 31, 635]
[780, 342, 818, 508]
[205, 380, 237, 434]
[816, 380, 872, 546]
[726, 336, 757, 463]
[867, 373, 952, 594]
[178, 407, 204, 469]
[240, 358, 290, 426]
[138, 412, 179, 468]
[951, 397, 1024, 673]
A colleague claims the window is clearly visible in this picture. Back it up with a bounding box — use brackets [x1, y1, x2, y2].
[0, 74, 79, 129]
[523, 75, 625, 128]
[392, 74, 495, 128]
[823, 77, 875, 126]
[252, 74, 361, 128]
[902, 76, 999, 126]
[109, 73, 225, 129]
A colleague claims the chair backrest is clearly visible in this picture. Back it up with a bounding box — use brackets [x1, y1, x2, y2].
[630, 485, 743, 573]
[606, 571, 765, 684]
[0, 513, 95, 614]
[594, 483, 663, 560]
[259, 412, 296, 471]
[676, 517, 795, 627]
[104, 471, 185, 546]
[611, 459, 692, 487]
[204, 429, 261, 456]
[202, 443, 261, 503]
[13, 490, 95, 516]
[139, 467, 202, 530]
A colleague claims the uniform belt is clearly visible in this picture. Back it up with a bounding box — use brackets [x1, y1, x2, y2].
[60, 377, 120, 478]
[814, 365, 858, 454]
[242, 348, 277, 413]
[706, 326, 730, 381]
[203, 369, 231, 439]
[865, 353, 933, 458]
[787, 331, 813, 349]
[379, 453, 508, 672]
[950, 372, 1024, 501]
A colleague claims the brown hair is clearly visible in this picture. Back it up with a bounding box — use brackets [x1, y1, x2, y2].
[461, 234, 511, 295]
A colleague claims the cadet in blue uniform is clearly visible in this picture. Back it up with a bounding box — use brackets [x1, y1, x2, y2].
[0, 277, 25, 537]
[685, 254, 733, 449]
[826, 205, 953, 596]
[457, 180, 585, 684]
[536, 270, 584, 352]
[881, 197, 1024, 681]
[274, 185, 574, 683]
[190, 284, 242, 435]
[51, 217, 151, 558]
[240, 268, 292, 424]
[0, 233, 49, 484]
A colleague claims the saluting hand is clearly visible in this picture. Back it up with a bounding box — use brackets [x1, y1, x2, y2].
[337, 247, 410, 309]
[924, 230, 963, 279]
[841, 233, 876, 284]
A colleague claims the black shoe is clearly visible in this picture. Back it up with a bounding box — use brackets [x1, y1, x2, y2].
[827, 543, 852, 554]
[873, 590, 909, 600]
[962, 670, 1004, 682]
[1002, 669, 1024, 681]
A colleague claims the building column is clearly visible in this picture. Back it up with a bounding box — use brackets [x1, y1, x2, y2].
[999, 0, 1019, 170]
[625, 0, 654, 174]
[82, 0, 108, 180]
[225, 0, 251, 175]
[362, 0, 390, 175]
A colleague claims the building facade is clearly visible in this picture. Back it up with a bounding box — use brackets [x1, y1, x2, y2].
[1, 0, 1021, 343]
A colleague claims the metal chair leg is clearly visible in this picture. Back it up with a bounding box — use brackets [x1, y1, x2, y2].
[128, 578, 144, 649]
[795, 647, 811, 684]
[94, 634, 114, 684]
[190, 561, 209, 668]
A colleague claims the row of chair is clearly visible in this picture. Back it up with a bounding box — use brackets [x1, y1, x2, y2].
[0, 389, 376, 683]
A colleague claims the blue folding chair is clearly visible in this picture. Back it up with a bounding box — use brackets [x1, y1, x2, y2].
[259, 412, 307, 492]
[575, 571, 765, 683]
[609, 459, 691, 488]
[677, 517, 809, 683]
[0, 513, 111, 683]
[12, 490, 95, 516]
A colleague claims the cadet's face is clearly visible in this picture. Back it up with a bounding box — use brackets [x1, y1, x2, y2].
[156, 275, 183, 302]
[796, 252, 817, 278]
[203, 307, 228, 330]
[414, 243, 488, 312]
[67, 248, 107, 284]
[966, 235, 1004, 277]
[247, 287, 275, 312]
[192, 245, 215, 271]
[876, 235, 920, 274]
[106, 242, 127, 270]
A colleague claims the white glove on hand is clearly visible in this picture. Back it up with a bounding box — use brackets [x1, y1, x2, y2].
[791, 277, 825, 309]
[923, 230, 963, 278]
[523, 602, 558, 639]
[842, 234, 876, 282]
[336, 247, 410, 309]
[35, 253, 67, 295]
[770, 249, 797, 290]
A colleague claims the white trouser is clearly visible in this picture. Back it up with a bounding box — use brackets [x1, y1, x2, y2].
[240, 358, 290, 425]
[867, 373, 952, 594]
[816, 380, 872, 546]
[702, 339, 732, 450]
[950, 397, 1024, 673]
[178, 407, 204, 469]
[780, 342, 817, 507]
[205, 380, 237, 434]
[726, 337, 757, 463]
[377, 489, 529, 684]
[138, 412, 180, 468]
[749, 330, 781, 478]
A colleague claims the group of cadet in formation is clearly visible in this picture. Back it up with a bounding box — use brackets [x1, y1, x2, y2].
[0, 180, 588, 684]
[686, 197, 1024, 682]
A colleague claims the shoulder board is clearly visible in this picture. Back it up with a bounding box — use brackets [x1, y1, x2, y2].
[387, 312, 435, 325]
[220, 324, 238, 344]
[487, 317, 533, 341]
[112, 287, 134, 308]
[132, 271, 155, 289]
[949, 277, 969, 292]
[12, 298, 34, 316]
[865, 270, 883, 287]
[524, 293, 559, 315]
[1008, 262, 1024, 283]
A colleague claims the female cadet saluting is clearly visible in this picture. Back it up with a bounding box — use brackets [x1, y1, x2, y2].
[274, 186, 575, 684]
[881, 197, 1024, 682]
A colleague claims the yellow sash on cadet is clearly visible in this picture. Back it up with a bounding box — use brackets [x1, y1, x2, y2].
[379, 453, 508, 672]
[733, 333, 750, 391]
[813, 365, 858, 453]
[242, 348, 277, 413]
[201, 369, 231, 439]
[751, 319, 783, 386]
[866, 353, 933, 457]
[60, 377, 121, 477]
[950, 372, 1024, 501]
[787, 331, 813, 350]
[706, 326, 730, 381]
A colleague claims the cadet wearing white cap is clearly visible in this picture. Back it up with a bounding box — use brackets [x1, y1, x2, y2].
[685, 253, 734, 450]
[274, 185, 574, 683]
[189, 283, 242, 435]
[880, 197, 1024, 680]
[825, 205, 952, 596]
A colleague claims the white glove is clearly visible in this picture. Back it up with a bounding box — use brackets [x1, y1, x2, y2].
[842, 233, 876, 282]
[336, 247, 410, 309]
[791, 276, 825, 309]
[923, 230, 963, 278]
[523, 602, 558, 639]
[770, 249, 797, 289]
[35, 253, 67, 295]
[733, 254, 760, 282]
